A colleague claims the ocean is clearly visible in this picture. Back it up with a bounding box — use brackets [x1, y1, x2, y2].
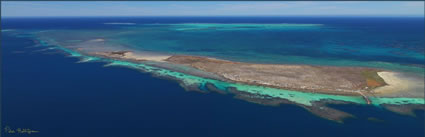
[1, 17, 424, 137]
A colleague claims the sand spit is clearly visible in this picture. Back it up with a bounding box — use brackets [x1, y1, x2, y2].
[373, 72, 424, 98]
[89, 39, 105, 42]
[65, 39, 172, 62]
[91, 51, 171, 62]
[123, 51, 171, 62]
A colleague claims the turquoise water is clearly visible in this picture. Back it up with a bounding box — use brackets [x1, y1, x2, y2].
[34, 38, 424, 106]
[29, 22, 424, 76]
[3, 17, 424, 137]
[6, 18, 417, 107]
[5, 17, 424, 106]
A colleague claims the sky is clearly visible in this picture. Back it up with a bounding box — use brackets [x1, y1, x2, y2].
[1, 1, 424, 17]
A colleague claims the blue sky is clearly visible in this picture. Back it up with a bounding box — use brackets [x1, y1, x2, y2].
[1, 1, 424, 17]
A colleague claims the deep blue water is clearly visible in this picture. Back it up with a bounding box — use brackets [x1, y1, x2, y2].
[2, 17, 425, 137]
[4, 16, 424, 66]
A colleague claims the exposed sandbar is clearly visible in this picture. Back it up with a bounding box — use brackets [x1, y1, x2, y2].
[373, 72, 424, 98]
[65, 39, 172, 62]
[91, 51, 171, 62]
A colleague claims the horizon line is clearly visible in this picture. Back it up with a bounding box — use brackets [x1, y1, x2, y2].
[2, 15, 424, 18]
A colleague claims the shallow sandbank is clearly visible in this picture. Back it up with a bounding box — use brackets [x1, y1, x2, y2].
[92, 51, 171, 62]
[373, 71, 424, 98]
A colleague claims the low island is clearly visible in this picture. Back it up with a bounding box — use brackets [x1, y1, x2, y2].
[37, 38, 425, 122]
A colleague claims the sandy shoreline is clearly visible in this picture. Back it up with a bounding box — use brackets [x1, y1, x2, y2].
[67, 39, 423, 98]
[122, 51, 171, 62]
[373, 71, 424, 98]
[87, 47, 425, 99]
[36, 37, 425, 122]
[68, 39, 172, 62]
[374, 72, 407, 94]
[90, 50, 171, 62]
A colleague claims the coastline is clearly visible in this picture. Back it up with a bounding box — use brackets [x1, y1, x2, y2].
[38, 35, 425, 100]
[3, 15, 425, 137]
[31, 37, 425, 122]
[374, 72, 408, 95]
[91, 50, 171, 62]
[76, 46, 425, 100]
[373, 71, 425, 98]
